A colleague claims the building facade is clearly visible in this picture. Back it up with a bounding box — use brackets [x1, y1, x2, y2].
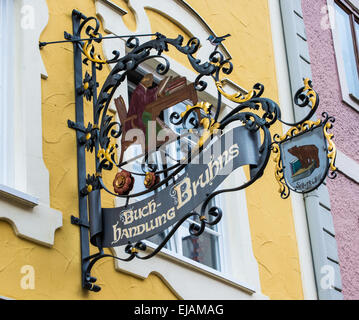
[0, 0, 353, 300]
[300, 0, 359, 299]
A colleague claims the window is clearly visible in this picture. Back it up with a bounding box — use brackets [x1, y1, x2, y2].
[122, 69, 224, 272]
[0, 0, 15, 187]
[332, 0, 359, 110]
[0, 0, 62, 246]
[162, 102, 223, 272]
[175, 211, 223, 271]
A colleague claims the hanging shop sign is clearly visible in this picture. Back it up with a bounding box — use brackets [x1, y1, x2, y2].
[272, 117, 337, 196]
[97, 126, 260, 248]
[40, 9, 337, 292]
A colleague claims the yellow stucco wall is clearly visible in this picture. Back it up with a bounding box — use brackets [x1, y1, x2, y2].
[0, 0, 177, 300]
[184, 0, 303, 300]
[0, 0, 303, 300]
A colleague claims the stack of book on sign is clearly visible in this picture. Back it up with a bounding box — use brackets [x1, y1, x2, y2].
[162, 76, 187, 96]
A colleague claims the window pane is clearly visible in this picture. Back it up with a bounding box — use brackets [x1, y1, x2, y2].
[335, 4, 359, 96]
[164, 102, 199, 164]
[189, 207, 219, 232]
[354, 21, 359, 65]
[147, 231, 171, 250]
[182, 232, 220, 271]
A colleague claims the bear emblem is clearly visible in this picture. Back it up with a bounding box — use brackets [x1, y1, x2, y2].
[288, 145, 320, 169]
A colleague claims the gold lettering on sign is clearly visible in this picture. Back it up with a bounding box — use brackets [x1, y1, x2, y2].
[121, 200, 158, 226]
[208, 158, 220, 181]
[123, 210, 134, 225]
[230, 144, 240, 159]
[173, 177, 193, 210]
[199, 171, 210, 188]
[167, 207, 176, 220]
[149, 200, 157, 215]
[111, 206, 177, 245]
[110, 143, 241, 246]
[112, 222, 121, 245]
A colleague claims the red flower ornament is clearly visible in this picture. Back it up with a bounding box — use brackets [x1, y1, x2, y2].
[144, 172, 160, 189]
[113, 170, 134, 195]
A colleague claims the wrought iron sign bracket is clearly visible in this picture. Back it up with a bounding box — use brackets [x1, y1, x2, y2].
[41, 9, 338, 292]
[71, 215, 89, 229]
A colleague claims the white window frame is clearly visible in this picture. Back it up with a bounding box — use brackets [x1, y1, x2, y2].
[118, 66, 227, 274]
[0, 0, 15, 187]
[328, 0, 359, 112]
[170, 200, 225, 273]
[0, 0, 62, 247]
[97, 0, 266, 300]
[124, 73, 226, 273]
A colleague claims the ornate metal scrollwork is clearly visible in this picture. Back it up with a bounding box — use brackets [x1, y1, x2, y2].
[323, 113, 337, 179]
[271, 144, 290, 199]
[41, 10, 336, 292]
[271, 112, 337, 198]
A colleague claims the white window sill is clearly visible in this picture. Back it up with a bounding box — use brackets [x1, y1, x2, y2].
[0, 184, 62, 247]
[336, 149, 359, 183]
[0, 184, 39, 208]
[348, 93, 359, 112]
[143, 240, 256, 294]
[112, 241, 268, 300]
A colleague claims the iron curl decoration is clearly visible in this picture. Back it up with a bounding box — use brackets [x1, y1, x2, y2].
[85, 28, 326, 267]
[73, 15, 122, 68]
[38, 10, 337, 291]
[322, 112, 337, 180]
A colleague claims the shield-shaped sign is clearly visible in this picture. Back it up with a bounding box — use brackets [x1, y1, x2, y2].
[280, 126, 329, 194]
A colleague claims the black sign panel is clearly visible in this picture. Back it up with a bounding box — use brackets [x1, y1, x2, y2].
[99, 126, 260, 248]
